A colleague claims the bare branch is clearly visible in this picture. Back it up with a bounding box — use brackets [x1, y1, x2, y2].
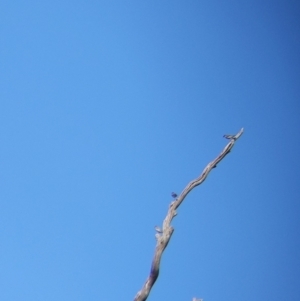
[133, 128, 244, 301]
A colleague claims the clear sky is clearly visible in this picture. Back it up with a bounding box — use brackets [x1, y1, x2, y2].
[0, 1, 299, 300]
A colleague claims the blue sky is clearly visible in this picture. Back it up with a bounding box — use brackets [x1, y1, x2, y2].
[0, 1, 299, 300]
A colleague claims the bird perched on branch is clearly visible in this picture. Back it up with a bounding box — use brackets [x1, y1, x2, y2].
[223, 134, 236, 140]
[171, 192, 178, 198]
[154, 226, 162, 234]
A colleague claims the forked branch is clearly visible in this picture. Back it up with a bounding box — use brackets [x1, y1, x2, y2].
[133, 128, 244, 301]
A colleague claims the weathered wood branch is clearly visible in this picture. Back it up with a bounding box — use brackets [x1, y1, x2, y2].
[133, 128, 244, 301]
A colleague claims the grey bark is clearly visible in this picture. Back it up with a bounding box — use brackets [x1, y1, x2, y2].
[133, 128, 244, 301]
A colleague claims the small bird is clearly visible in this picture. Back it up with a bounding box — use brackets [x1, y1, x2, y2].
[171, 192, 178, 198]
[154, 226, 162, 234]
[223, 134, 236, 140]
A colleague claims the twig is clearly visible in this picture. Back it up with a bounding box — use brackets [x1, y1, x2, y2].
[133, 128, 244, 301]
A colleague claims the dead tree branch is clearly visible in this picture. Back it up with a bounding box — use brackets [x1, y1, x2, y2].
[133, 128, 244, 301]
